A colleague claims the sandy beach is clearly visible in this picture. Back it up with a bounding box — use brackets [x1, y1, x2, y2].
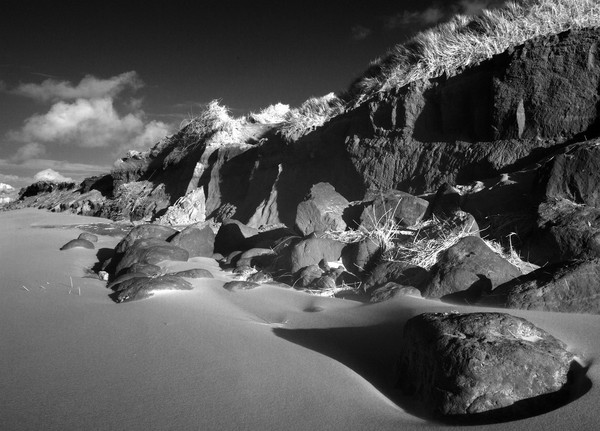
[1, 208, 599, 430]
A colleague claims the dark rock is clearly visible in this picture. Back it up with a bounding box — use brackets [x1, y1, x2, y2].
[124, 262, 162, 276]
[341, 237, 382, 275]
[363, 261, 429, 295]
[296, 265, 324, 287]
[107, 272, 150, 290]
[168, 223, 215, 258]
[237, 248, 276, 268]
[114, 224, 179, 255]
[397, 312, 574, 416]
[170, 268, 214, 279]
[78, 232, 98, 243]
[223, 281, 260, 291]
[115, 238, 189, 275]
[295, 182, 348, 235]
[309, 275, 337, 291]
[214, 219, 260, 255]
[421, 236, 521, 299]
[360, 190, 429, 229]
[429, 183, 462, 218]
[60, 238, 95, 250]
[290, 237, 346, 273]
[480, 259, 600, 314]
[370, 283, 422, 303]
[113, 275, 193, 303]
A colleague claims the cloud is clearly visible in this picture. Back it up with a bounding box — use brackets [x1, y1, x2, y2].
[33, 168, 73, 183]
[7, 96, 173, 153]
[0, 182, 15, 192]
[351, 25, 372, 41]
[10, 71, 142, 103]
[10, 142, 46, 163]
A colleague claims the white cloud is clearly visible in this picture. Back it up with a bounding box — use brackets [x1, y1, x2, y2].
[351, 25, 372, 41]
[0, 182, 15, 192]
[7, 96, 173, 152]
[11, 71, 142, 103]
[33, 168, 73, 183]
[10, 142, 46, 163]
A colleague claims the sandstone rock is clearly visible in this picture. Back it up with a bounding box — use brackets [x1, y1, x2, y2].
[397, 312, 574, 416]
[363, 261, 428, 295]
[480, 259, 600, 314]
[295, 182, 348, 235]
[421, 236, 521, 299]
[113, 275, 193, 303]
[115, 238, 189, 275]
[78, 232, 98, 243]
[60, 238, 95, 250]
[290, 237, 345, 273]
[370, 283, 422, 303]
[169, 223, 215, 258]
[170, 268, 214, 279]
[360, 190, 429, 229]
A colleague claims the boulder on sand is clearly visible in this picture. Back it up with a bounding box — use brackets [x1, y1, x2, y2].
[60, 238, 95, 250]
[78, 232, 98, 243]
[290, 236, 345, 273]
[295, 182, 348, 236]
[112, 275, 193, 303]
[169, 223, 215, 258]
[115, 238, 189, 275]
[397, 312, 574, 416]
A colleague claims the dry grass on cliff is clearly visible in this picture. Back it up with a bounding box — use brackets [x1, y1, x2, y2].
[277, 93, 345, 141]
[180, 100, 246, 147]
[347, 0, 600, 104]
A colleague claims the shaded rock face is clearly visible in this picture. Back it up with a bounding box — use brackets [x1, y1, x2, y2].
[115, 238, 189, 276]
[290, 237, 346, 273]
[341, 236, 382, 276]
[481, 259, 600, 314]
[360, 190, 429, 229]
[115, 224, 178, 256]
[421, 236, 521, 299]
[214, 219, 260, 255]
[397, 312, 574, 416]
[295, 182, 348, 235]
[169, 223, 215, 258]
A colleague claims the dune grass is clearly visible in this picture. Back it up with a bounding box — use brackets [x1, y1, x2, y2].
[346, 0, 600, 104]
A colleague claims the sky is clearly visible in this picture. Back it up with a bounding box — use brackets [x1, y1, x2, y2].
[0, 0, 506, 189]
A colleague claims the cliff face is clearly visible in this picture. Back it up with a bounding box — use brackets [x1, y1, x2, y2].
[12, 28, 600, 236]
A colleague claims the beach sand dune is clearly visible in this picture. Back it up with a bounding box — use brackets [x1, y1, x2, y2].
[1, 209, 598, 430]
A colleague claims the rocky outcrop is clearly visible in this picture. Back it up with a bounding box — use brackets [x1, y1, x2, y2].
[295, 182, 348, 235]
[480, 258, 600, 314]
[397, 312, 574, 416]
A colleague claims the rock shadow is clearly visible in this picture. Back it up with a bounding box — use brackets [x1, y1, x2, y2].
[273, 322, 592, 425]
[91, 248, 114, 273]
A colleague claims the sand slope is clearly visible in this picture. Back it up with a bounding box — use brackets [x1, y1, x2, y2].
[0, 209, 598, 430]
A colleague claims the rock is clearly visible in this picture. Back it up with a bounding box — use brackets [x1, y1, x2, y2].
[114, 224, 178, 255]
[421, 236, 521, 299]
[429, 183, 462, 218]
[124, 262, 162, 276]
[113, 275, 193, 303]
[246, 271, 273, 284]
[296, 265, 323, 287]
[60, 238, 95, 250]
[214, 219, 260, 255]
[170, 268, 214, 279]
[223, 281, 260, 291]
[480, 258, 600, 314]
[115, 238, 189, 275]
[370, 283, 422, 303]
[98, 271, 109, 281]
[290, 237, 346, 273]
[341, 236, 382, 275]
[363, 261, 429, 295]
[78, 232, 98, 243]
[397, 312, 574, 416]
[295, 182, 348, 235]
[169, 223, 215, 258]
[360, 190, 429, 230]
[309, 275, 337, 291]
[157, 187, 206, 226]
[107, 272, 150, 290]
[236, 248, 277, 268]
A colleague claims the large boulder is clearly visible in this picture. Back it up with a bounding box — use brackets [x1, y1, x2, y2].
[214, 219, 260, 255]
[290, 237, 346, 273]
[295, 182, 348, 235]
[114, 224, 178, 256]
[480, 258, 600, 314]
[112, 275, 193, 303]
[421, 236, 521, 299]
[115, 238, 189, 275]
[397, 312, 574, 416]
[341, 236, 382, 275]
[60, 238, 95, 250]
[360, 190, 429, 230]
[168, 223, 215, 258]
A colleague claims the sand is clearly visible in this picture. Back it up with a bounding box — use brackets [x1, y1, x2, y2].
[1, 208, 598, 430]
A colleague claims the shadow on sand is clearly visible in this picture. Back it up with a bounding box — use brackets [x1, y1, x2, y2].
[273, 322, 592, 425]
